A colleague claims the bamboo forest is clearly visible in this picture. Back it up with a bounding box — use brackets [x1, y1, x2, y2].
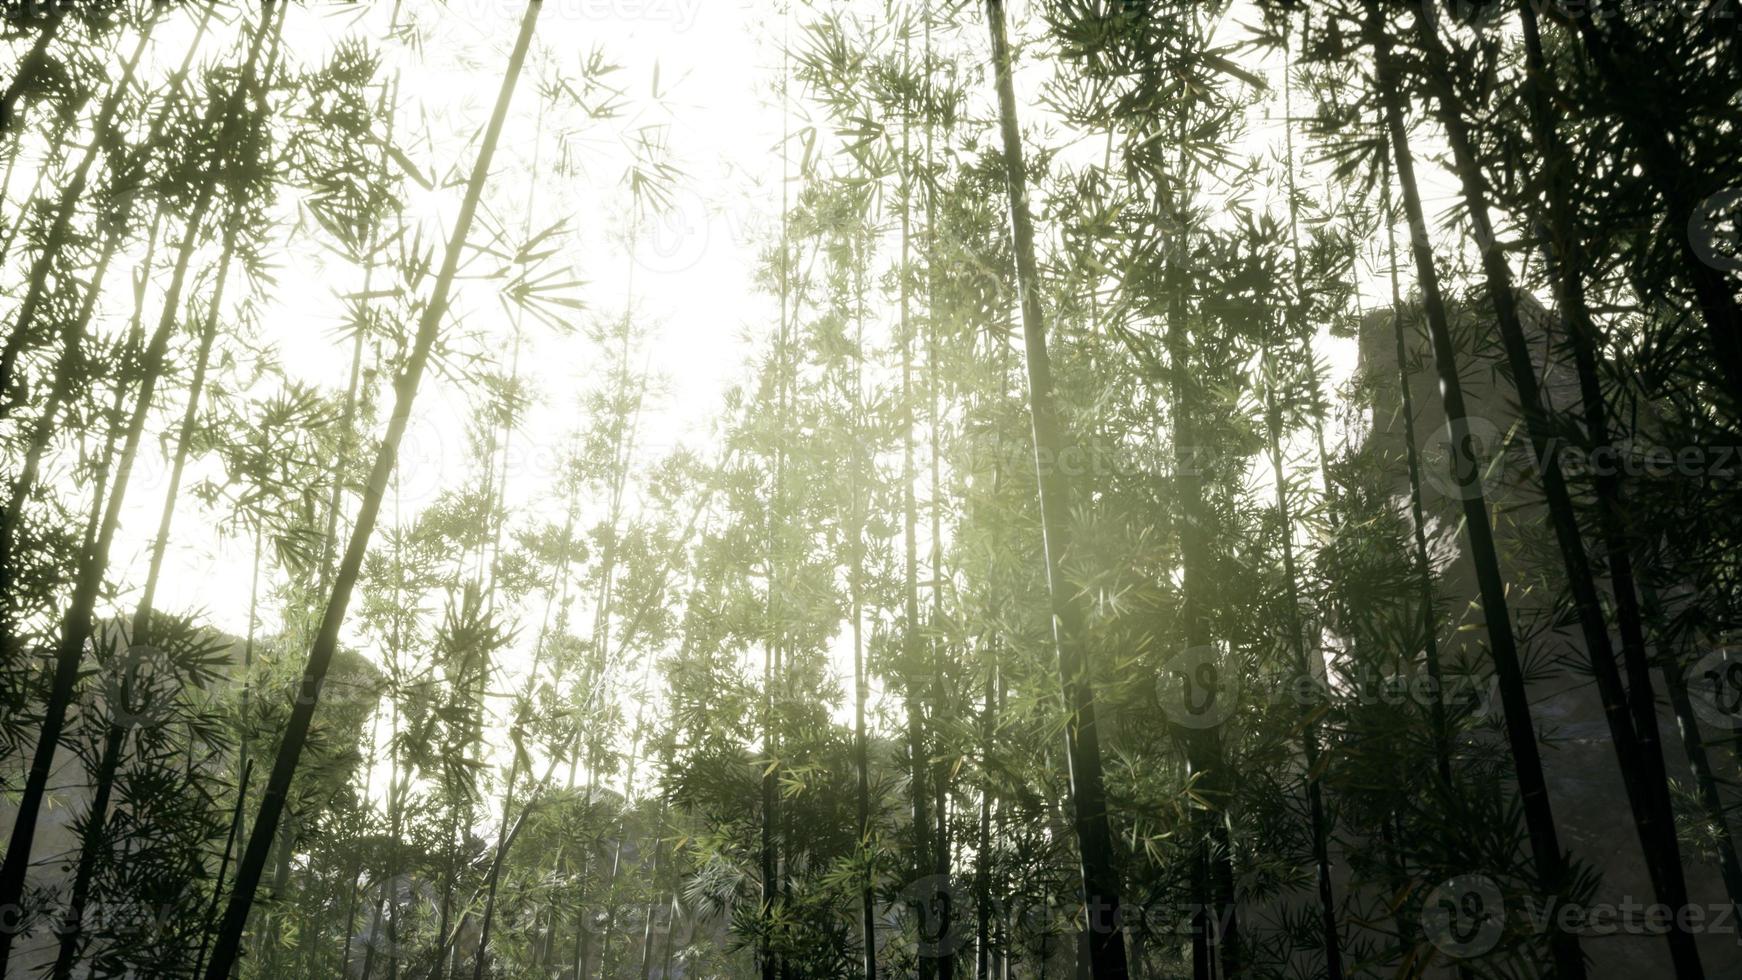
[8, 0, 1742, 977]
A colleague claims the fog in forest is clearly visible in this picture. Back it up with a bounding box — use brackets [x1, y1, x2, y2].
[3, 1, 1742, 978]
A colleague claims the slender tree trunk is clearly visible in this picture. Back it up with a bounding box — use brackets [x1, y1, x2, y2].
[1258, 324, 1344, 978]
[920, 21, 955, 974]
[471, 752, 560, 980]
[0, 0, 207, 587]
[660, 893, 680, 979]
[1380, 159, 1455, 791]
[984, 3, 1128, 976]
[1370, 11, 1587, 977]
[0, 14, 160, 415]
[471, 767, 523, 980]
[1641, 582, 1742, 912]
[0, 226, 121, 572]
[975, 654, 998, 980]
[574, 758, 603, 977]
[850, 238, 878, 980]
[46, 679, 128, 979]
[1544, 6, 1742, 411]
[926, 176, 955, 980]
[0, 5, 66, 137]
[636, 811, 667, 979]
[192, 760, 253, 979]
[1413, 6, 1702, 974]
[895, 45, 938, 979]
[471, 527, 570, 977]
[595, 702, 650, 980]
[0, 3, 201, 602]
[1165, 294, 1236, 980]
[0, 12, 276, 969]
[1518, 0, 1742, 921]
[1147, 100, 1237, 980]
[340, 709, 385, 978]
[136, 207, 240, 640]
[199, 6, 540, 975]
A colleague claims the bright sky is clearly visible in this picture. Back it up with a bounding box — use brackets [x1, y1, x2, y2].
[128, 0, 785, 636]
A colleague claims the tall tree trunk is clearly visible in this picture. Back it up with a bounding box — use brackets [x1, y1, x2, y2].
[851, 236, 878, 979]
[1518, 0, 1742, 922]
[1547, 6, 1742, 411]
[1412, 6, 1702, 974]
[471, 752, 560, 980]
[921, 19, 955, 975]
[199, 6, 540, 974]
[1369, 10, 1587, 977]
[135, 204, 241, 640]
[0, 11, 276, 969]
[573, 756, 605, 978]
[1271, 26, 1345, 975]
[975, 653, 998, 980]
[0, 226, 121, 574]
[1165, 292, 1234, 980]
[760, 52, 792, 980]
[0, 3, 197, 596]
[192, 760, 253, 979]
[1640, 582, 1742, 913]
[0, 13, 161, 415]
[897, 55, 937, 980]
[983, 2, 1128, 976]
[1, 0, 208, 602]
[1380, 159, 1456, 791]
[0, 5, 66, 137]
[46, 665, 130, 980]
[926, 169, 955, 980]
[636, 810, 668, 979]
[1258, 325, 1344, 978]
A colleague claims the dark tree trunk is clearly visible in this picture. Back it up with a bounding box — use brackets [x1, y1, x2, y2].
[1413, 4, 1701, 974]
[898, 77, 936, 980]
[1370, 8, 1588, 977]
[1380, 161, 1455, 791]
[1258, 326, 1344, 979]
[198, 5, 540, 975]
[0, 13, 159, 416]
[984, 2, 1129, 976]
[1519, 0, 1742, 926]
[1548, 6, 1742, 411]
[0, 6, 65, 137]
[0, 12, 274, 970]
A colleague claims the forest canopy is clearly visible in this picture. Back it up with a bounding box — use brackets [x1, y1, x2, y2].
[2, 1, 1742, 978]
